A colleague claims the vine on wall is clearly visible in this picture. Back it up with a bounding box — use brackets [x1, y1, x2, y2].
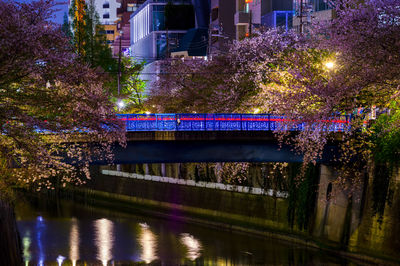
[287, 163, 319, 231]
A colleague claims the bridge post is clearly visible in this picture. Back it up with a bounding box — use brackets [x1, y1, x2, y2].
[313, 164, 362, 246]
[161, 163, 166, 177]
[213, 114, 216, 130]
[268, 114, 271, 131]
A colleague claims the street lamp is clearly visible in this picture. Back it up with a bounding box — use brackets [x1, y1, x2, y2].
[325, 61, 335, 69]
[117, 100, 125, 109]
[117, 30, 123, 96]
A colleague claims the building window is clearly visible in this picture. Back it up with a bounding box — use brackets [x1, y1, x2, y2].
[132, 4, 150, 43]
[106, 40, 114, 44]
[103, 13, 110, 19]
[127, 3, 137, 12]
[106, 30, 115, 34]
[153, 5, 165, 31]
[103, 3, 109, 8]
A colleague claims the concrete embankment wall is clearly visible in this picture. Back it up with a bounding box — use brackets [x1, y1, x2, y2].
[76, 164, 400, 264]
[84, 167, 300, 237]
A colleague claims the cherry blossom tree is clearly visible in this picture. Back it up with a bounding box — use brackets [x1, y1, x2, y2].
[0, 0, 125, 190]
[150, 0, 400, 180]
[147, 49, 264, 113]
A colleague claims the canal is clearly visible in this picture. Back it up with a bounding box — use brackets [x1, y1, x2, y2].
[15, 195, 362, 265]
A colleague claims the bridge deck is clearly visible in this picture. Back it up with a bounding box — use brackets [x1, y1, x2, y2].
[117, 113, 351, 132]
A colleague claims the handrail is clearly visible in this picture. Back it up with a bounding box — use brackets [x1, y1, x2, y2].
[117, 113, 351, 132]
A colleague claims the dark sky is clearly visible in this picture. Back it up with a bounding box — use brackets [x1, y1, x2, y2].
[19, 0, 68, 24]
[52, 1, 69, 24]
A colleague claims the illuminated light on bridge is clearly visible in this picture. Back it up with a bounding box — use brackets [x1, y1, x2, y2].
[116, 113, 351, 132]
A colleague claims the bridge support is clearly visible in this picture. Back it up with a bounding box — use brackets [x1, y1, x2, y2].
[313, 164, 364, 246]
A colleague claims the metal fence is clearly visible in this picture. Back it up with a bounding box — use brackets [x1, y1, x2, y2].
[117, 113, 351, 132]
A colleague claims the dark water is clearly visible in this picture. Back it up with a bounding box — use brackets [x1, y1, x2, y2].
[15, 196, 361, 266]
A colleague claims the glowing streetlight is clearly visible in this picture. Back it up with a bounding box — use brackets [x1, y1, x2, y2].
[117, 100, 125, 109]
[253, 108, 260, 114]
[145, 111, 151, 115]
[325, 61, 335, 69]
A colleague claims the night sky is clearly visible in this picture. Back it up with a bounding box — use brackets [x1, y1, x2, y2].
[19, 0, 68, 24]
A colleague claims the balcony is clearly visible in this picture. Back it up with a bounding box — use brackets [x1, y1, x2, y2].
[234, 11, 250, 25]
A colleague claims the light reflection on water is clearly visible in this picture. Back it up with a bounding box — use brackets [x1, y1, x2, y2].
[22, 230, 31, 266]
[94, 218, 114, 266]
[36, 216, 45, 266]
[180, 233, 202, 260]
[16, 197, 356, 265]
[138, 222, 158, 263]
[69, 218, 79, 266]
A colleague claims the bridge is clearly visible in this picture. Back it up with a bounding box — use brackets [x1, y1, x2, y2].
[101, 113, 350, 164]
[117, 113, 351, 132]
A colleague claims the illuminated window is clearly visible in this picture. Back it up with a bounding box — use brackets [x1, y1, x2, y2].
[127, 3, 137, 12]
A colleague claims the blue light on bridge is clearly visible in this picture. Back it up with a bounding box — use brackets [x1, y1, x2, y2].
[117, 113, 351, 132]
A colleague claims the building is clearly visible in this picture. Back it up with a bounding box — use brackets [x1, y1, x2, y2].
[209, 0, 293, 56]
[69, 0, 122, 46]
[92, 0, 121, 24]
[261, 0, 293, 31]
[292, 0, 333, 33]
[112, 0, 145, 56]
[129, 0, 196, 61]
[235, 0, 293, 39]
[170, 28, 209, 58]
[209, 0, 236, 55]
[129, 0, 209, 92]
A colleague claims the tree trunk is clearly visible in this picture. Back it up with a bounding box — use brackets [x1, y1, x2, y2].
[0, 198, 22, 265]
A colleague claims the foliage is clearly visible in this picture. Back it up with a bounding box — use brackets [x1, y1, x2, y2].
[151, 0, 400, 179]
[68, 0, 145, 111]
[370, 104, 400, 166]
[69, 0, 118, 73]
[111, 57, 147, 113]
[216, 162, 250, 185]
[287, 163, 319, 230]
[68, 0, 86, 56]
[148, 55, 258, 113]
[61, 12, 72, 40]
[0, 0, 125, 190]
[368, 102, 400, 221]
